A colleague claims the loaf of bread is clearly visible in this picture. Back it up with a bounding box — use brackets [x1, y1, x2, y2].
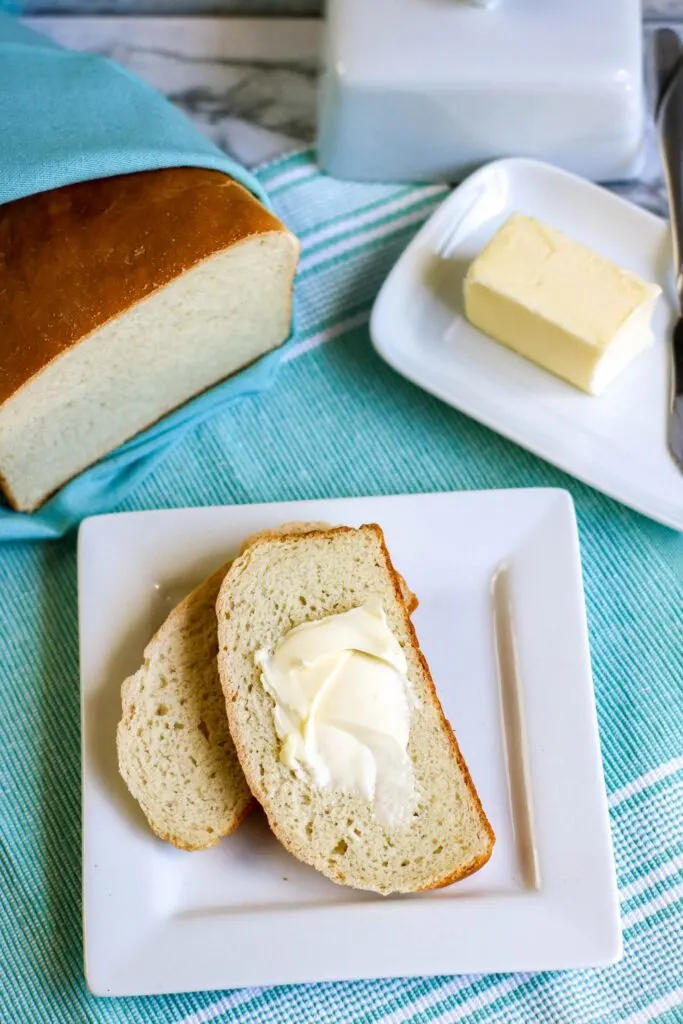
[0, 167, 299, 512]
[117, 520, 417, 851]
[216, 525, 494, 894]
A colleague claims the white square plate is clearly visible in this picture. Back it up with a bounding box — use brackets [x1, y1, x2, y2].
[79, 490, 621, 997]
[370, 158, 683, 531]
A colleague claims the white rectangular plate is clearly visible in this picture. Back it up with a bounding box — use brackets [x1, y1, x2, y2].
[371, 158, 683, 531]
[79, 490, 621, 996]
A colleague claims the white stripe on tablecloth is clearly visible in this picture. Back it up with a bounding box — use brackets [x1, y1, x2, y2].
[297, 202, 440, 275]
[621, 879, 683, 930]
[299, 186, 444, 253]
[283, 309, 371, 364]
[255, 147, 312, 181]
[370, 975, 529, 1024]
[609, 757, 683, 809]
[177, 977, 410, 1024]
[620, 852, 683, 903]
[267, 162, 318, 195]
[176, 988, 258, 1024]
[619, 985, 683, 1024]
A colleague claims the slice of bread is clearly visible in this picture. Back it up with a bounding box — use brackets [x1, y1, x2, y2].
[117, 521, 417, 851]
[238, 523, 417, 613]
[216, 524, 495, 894]
[117, 563, 247, 851]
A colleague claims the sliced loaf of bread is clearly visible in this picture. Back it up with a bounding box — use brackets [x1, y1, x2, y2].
[0, 168, 299, 512]
[216, 525, 494, 893]
[117, 521, 417, 850]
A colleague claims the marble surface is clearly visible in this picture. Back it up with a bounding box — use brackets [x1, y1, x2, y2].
[646, 0, 683, 17]
[22, 14, 678, 217]
[24, 16, 319, 166]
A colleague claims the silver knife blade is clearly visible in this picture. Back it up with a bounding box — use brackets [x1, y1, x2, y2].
[655, 28, 683, 474]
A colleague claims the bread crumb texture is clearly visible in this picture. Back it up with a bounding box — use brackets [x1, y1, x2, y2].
[117, 566, 253, 851]
[217, 525, 495, 894]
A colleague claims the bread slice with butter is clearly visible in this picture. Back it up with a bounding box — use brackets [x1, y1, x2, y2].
[117, 522, 417, 851]
[216, 524, 494, 894]
[0, 167, 299, 513]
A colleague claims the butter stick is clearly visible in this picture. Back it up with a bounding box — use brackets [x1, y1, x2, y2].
[464, 213, 661, 394]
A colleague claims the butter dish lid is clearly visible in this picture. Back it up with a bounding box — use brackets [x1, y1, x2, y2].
[327, 0, 642, 88]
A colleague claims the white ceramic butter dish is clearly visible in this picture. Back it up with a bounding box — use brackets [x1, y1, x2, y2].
[318, 0, 644, 183]
[371, 158, 683, 530]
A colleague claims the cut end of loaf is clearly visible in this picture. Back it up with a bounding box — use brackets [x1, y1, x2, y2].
[0, 167, 299, 512]
[217, 523, 495, 894]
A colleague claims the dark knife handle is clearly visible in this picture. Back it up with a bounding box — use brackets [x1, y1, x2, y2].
[657, 30, 683, 304]
[655, 28, 683, 113]
[655, 31, 683, 466]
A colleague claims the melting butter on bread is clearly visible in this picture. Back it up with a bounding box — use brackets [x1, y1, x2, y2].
[216, 524, 494, 893]
[116, 521, 417, 850]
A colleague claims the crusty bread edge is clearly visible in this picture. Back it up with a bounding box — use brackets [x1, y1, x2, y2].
[400, 577, 418, 615]
[0, 466, 22, 514]
[367, 523, 495, 888]
[216, 523, 494, 892]
[117, 561, 256, 851]
[146, 795, 256, 853]
[5, 178, 299, 410]
[2, 202, 299, 513]
[370, 524, 496, 888]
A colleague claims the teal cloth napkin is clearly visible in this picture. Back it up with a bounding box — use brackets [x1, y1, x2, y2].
[0, 14, 289, 541]
[1, 148, 682, 1024]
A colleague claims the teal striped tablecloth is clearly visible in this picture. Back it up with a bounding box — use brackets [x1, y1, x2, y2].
[1, 150, 682, 1023]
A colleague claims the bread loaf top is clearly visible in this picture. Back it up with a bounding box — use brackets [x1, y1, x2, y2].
[0, 167, 289, 406]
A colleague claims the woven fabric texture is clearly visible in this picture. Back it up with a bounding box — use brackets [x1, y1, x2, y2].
[1, 150, 682, 1023]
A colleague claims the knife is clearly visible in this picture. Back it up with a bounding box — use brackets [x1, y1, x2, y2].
[656, 29, 683, 472]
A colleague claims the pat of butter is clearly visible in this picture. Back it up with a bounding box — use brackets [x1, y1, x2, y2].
[464, 214, 661, 395]
[255, 598, 416, 827]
